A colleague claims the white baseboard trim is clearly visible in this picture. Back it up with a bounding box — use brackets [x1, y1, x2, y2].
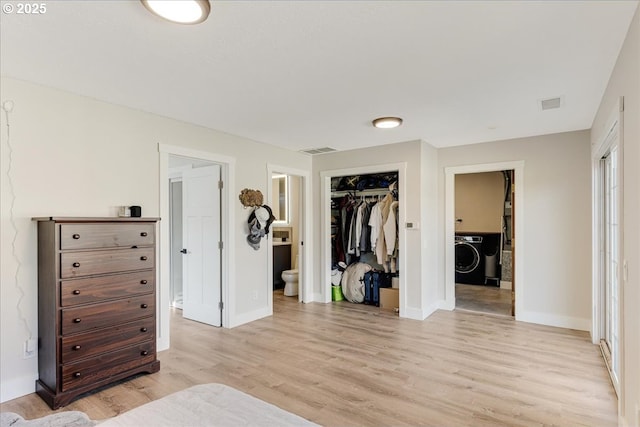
[312, 292, 327, 303]
[402, 301, 442, 320]
[439, 299, 456, 311]
[402, 306, 424, 320]
[517, 310, 590, 331]
[228, 307, 271, 328]
[1, 374, 37, 403]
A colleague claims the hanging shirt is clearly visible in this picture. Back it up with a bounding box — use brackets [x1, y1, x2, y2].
[368, 202, 382, 251]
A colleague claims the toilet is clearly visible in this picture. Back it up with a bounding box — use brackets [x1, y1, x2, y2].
[282, 254, 299, 296]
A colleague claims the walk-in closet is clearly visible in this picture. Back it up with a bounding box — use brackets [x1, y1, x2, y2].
[329, 171, 400, 312]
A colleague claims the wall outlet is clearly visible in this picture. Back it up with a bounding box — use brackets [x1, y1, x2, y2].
[251, 291, 258, 300]
[23, 338, 36, 359]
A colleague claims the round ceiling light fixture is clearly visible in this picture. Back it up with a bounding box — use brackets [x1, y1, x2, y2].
[372, 117, 403, 129]
[141, 0, 211, 24]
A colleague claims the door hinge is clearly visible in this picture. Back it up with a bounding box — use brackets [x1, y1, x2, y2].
[218, 241, 223, 250]
[218, 180, 224, 189]
[218, 301, 224, 310]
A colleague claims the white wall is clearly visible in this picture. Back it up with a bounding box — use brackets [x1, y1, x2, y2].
[591, 6, 639, 425]
[438, 130, 593, 330]
[0, 77, 311, 403]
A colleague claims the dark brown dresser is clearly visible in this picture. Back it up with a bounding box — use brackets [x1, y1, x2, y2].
[33, 217, 160, 409]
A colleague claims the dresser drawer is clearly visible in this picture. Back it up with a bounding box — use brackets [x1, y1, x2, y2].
[61, 294, 155, 335]
[60, 247, 154, 279]
[61, 341, 156, 391]
[61, 317, 155, 364]
[60, 223, 155, 250]
[61, 271, 154, 307]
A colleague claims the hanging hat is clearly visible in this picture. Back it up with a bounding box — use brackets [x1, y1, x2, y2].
[254, 207, 270, 228]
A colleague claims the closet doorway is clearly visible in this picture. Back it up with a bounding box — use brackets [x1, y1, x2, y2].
[453, 170, 514, 317]
[320, 163, 406, 314]
[444, 161, 524, 319]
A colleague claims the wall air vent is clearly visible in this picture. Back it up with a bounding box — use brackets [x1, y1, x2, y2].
[300, 147, 337, 155]
[540, 97, 562, 111]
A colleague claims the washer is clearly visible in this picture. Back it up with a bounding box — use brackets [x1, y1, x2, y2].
[455, 235, 485, 285]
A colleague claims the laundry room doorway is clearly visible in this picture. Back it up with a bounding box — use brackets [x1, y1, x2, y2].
[454, 170, 514, 316]
[444, 161, 524, 319]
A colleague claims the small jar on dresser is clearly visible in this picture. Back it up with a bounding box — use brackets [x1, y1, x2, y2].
[33, 217, 161, 409]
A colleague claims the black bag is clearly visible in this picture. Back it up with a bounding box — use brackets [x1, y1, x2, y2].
[362, 271, 392, 306]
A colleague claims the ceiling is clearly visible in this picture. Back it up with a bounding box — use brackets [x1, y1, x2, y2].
[1, 1, 637, 152]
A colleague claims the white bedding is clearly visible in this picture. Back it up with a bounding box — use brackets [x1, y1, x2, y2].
[98, 383, 318, 427]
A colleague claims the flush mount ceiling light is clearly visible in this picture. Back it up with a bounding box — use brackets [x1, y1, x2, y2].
[141, 0, 211, 24]
[372, 117, 403, 129]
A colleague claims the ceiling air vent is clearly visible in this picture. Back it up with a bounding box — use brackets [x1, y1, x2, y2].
[300, 147, 337, 155]
[540, 97, 562, 111]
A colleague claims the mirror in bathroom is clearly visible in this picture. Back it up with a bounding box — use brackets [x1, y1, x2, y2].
[271, 173, 289, 224]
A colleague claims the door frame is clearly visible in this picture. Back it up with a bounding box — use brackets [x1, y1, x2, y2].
[444, 161, 524, 319]
[158, 143, 236, 351]
[319, 163, 407, 313]
[591, 97, 624, 399]
[266, 164, 312, 311]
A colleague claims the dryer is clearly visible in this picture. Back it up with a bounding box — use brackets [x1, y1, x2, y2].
[455, 235, 485, 285]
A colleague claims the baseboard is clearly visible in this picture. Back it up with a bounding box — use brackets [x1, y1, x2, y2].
[312, 292, 327, 303]
[402, 306, 424, 320]
[1, 374, 37, 403]
[228, 306, 271, 328]
[516, 310, 590, 331]
[500, 280, 512, 290]
[402, 301, 440, 321]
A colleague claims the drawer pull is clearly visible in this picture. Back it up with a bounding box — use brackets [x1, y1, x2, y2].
[73, 318, 82, 323]
[140, 256, 148, 261]
[140, 280, 148, 285]
[72, 290, 81, 295]
[140, 327, 148, 333]
[72, 262, 81, 268]
[73, 372, 81, 378]
[140, 232, 148, 237]
[72, 234, 80, 240]
[141, 304, 148, 309]
[141, 350, 149, 356]
[72, 345, 81, 351]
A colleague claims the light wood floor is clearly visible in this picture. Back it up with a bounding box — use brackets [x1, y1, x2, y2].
[455, 283, 513, 317]
[1, 291, 617, 426]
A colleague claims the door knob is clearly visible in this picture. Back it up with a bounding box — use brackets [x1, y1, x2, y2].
[180, 249, 187, 254]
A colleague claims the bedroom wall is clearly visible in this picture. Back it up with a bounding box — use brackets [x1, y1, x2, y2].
[591, 5, 639, 425]
[0, 77, 311, 403]
[438, 130, 593, 329]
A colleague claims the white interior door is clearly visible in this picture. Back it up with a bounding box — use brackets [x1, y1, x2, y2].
[182, 165, 222, 326]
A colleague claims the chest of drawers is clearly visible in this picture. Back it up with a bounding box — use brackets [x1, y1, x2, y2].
[34, 217, 160, 409]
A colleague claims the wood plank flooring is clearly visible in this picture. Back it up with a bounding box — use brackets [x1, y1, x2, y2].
[1, 290, 617, 426]
[455, 283, 513, 317]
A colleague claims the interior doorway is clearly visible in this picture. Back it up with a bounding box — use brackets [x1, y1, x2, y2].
[158, 144, 235, 351]
[266, 164, 312, 315]
[168, 156, 223, 327]
[444, 161, 524, 318]
[453, 170, 514, 317]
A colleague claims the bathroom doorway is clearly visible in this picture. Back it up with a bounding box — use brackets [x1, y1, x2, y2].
[266, 165, 311, 315]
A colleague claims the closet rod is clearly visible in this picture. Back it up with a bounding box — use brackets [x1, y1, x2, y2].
[331, 188, 392, 197]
